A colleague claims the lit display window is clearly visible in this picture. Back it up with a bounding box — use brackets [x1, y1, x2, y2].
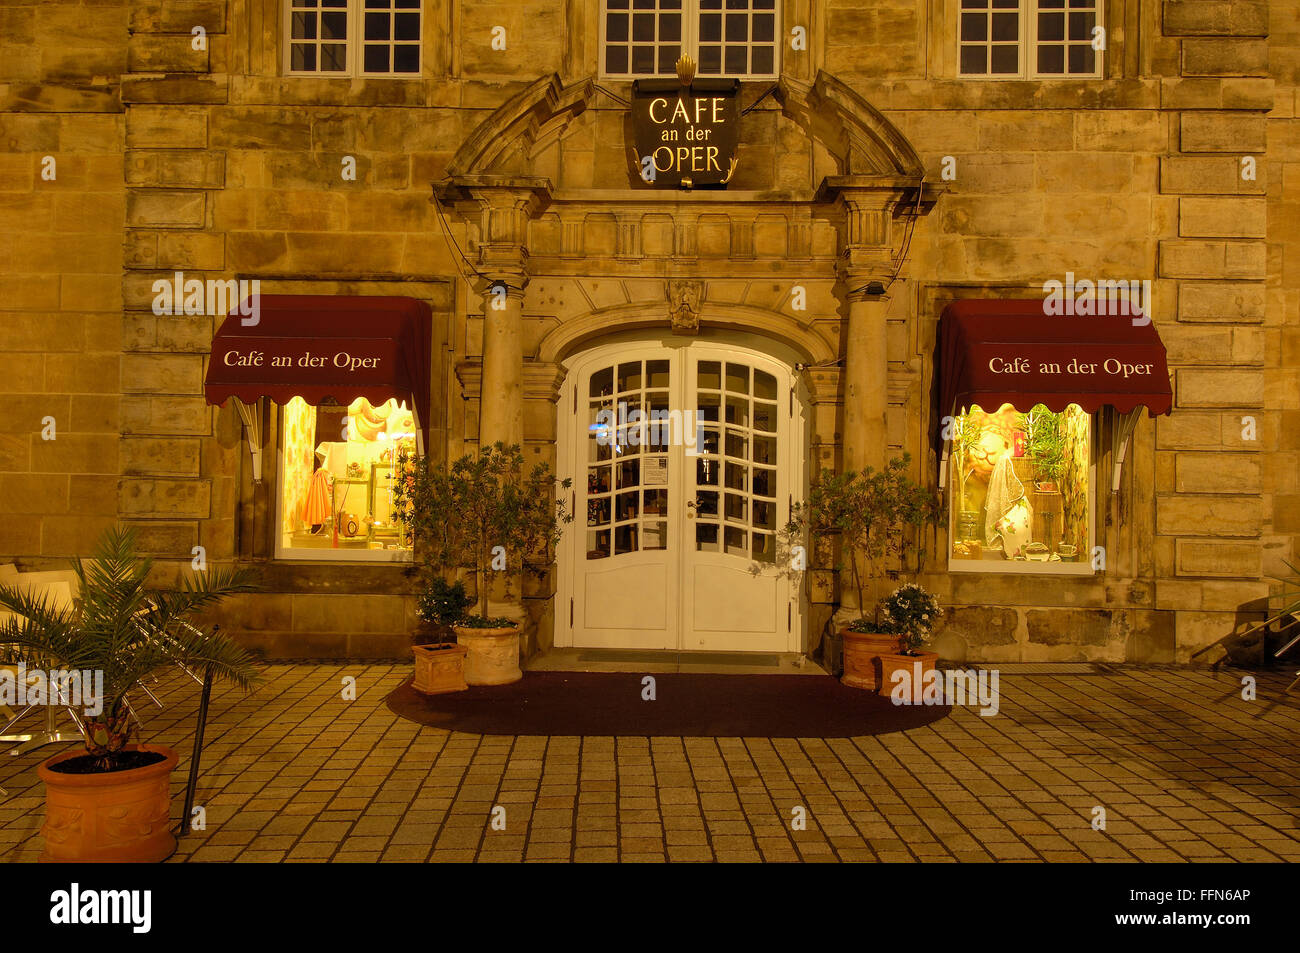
[948, 402, 1093, 574]
[276, 396, 416, 561]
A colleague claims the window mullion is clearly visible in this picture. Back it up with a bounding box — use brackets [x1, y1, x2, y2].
[1024, 0, 1034, 79]
[351, 0, 360, 77]
[684, 0, 699, 65]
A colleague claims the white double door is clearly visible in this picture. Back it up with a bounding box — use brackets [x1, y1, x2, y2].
[558, 338, 802, 653]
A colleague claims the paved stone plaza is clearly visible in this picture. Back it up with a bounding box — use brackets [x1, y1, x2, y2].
[1, 664, 1297, 863]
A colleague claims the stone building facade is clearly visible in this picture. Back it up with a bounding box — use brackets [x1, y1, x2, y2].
[1, 0, 1296, 663]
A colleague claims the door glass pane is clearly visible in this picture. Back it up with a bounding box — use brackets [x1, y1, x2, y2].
[696, 522, 719, 552]
[587, 529, 611, 558]
[590, 367, 613, 397]
[615, 523, 639, 554]
[618, 361, 641, 392]
[585, 359, 670, 558]
[617, 458, 639, 488]
[691, 357, 782, 563]
[647, 359, 670, 388]
[724, 462, 747, 490]
[644, 520, 668, 549]
[696, 490, 719, 517]
[725, 363, 749, 394]
[696, 457, 719, 486]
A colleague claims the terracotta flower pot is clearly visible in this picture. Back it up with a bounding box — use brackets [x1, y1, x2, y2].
[411, 642, 469, 694]
[840, 628, 901, 691]
[454, 623, 522, 686]
[37, 743, 179, 863]
[878, 651, 940, 700]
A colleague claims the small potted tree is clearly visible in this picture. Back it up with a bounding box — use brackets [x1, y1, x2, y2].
[396, 442, 570, 686]
[408, 577, 473, 694]
[789, 454, 942, 689]
[1022, 404, 1065, 492]
[876, 583, 942, 698]
[951, 411, 985, 551]
[0, 525, 260, 863]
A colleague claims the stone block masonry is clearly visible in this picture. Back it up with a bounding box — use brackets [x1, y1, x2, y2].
[0, 0, 1293, 665]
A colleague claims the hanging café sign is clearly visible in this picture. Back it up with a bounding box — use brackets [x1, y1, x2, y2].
[631, 56, 739, 189]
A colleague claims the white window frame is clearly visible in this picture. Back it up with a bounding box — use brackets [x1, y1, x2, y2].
[600, 0, 782, 81]
[282, 0, 423, 79]
[957, 0, 1103, 80]
[945, 405, 1098, 577]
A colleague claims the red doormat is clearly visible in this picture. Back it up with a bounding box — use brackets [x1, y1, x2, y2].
[386, 671, 950, 738]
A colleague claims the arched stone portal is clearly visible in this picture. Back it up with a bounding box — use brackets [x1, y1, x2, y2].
[438, 69, 940, 657]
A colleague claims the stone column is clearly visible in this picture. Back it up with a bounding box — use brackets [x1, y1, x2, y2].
[440, 177, 551, 646]
[840, 279, 890, 474]
[834, 191, 895, 475]
[831, 191, 898, 624]
[479, 276, 525, 450]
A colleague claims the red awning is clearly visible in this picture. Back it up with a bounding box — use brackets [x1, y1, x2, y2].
[937, 299, 1173, 419]
[203, 295, 433, 450]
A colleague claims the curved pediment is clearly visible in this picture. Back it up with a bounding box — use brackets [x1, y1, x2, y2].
[445, 70, 924, 189]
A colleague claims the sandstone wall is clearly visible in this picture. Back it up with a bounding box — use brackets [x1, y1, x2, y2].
[0, 0, 126, 563]
[0, 0, 1292, 663]
[1266, 0, 1300, 609]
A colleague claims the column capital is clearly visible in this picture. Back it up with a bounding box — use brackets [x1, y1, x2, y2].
[437, 175, 553, 276]
[838, 265, 894, 302]
[482, 275, 529, 299]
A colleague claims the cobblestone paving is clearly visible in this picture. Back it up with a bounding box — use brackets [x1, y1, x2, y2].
[1, 664, 1297, 862]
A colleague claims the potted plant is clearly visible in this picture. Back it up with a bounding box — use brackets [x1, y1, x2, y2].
[1021, 403, 1065, 491]
[876, 583, 943, 699]
[396, 442, 571, 686]
[408, 577, 473, 694]
[0, 525, 260, 863]
[788, 454, 943, 689]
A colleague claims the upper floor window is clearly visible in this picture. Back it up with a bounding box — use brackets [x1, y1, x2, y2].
[285, 0, 421, 76]
[602, 0, 780, 80]
[959, 0, 1101, 78]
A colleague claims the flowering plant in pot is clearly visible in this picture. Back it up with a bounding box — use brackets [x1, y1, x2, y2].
[0, 525, 260, 862]
[876, 583, 943, 698]
[395, 442, 571, 686]
[788, 454, 943, 688]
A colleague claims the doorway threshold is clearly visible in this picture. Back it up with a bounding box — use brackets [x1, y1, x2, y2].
[526, 648, 828, 676]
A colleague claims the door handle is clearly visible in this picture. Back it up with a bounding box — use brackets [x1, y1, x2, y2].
[685, 498, 698, 519]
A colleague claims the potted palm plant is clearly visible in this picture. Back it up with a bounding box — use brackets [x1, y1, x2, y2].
[395, 442, 571, 686]
[876, 583, 942, 698]
[789, 454, 942, 689]
[0, 525, 260, 863]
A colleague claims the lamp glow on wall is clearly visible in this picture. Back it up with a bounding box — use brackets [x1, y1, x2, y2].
[232, 397, 265, 483]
